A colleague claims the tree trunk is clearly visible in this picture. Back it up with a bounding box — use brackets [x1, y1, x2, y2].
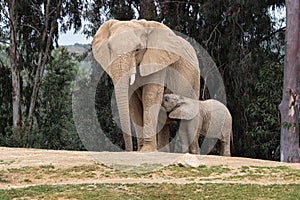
[8, 0, 22, 139]
[25, 0, 62, 136]
[279, 0, 300, 163]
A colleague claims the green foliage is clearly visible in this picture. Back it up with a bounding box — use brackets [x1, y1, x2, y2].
[0, 47, 13, 144]
[243, 60, 283, 160]
[28, 48, 83, 150]
[152, 0, 285, 160]
[95, 73, 126, 150]
[0, 47, 84, 150]
[0, 0, 85, 146]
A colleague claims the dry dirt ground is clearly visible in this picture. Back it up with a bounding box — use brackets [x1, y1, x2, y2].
[0, 147, 300, 189]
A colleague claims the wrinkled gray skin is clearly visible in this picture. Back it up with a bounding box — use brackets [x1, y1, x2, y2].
[162, 94, 232, 156]
[92, 19, 200, 152]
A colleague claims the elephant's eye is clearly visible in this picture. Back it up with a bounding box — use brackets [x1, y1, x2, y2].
[164, 98, 168, 102]
[135, 44, 142, 52]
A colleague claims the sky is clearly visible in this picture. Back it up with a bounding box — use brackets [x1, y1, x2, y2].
[58, 30, 92, 46]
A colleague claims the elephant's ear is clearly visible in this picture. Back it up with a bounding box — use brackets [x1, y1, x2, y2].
[92, 19, 118, 70]
[169, 97, 199, 120]
[139, 24, 198, 77]
[139, 49, 180, 76]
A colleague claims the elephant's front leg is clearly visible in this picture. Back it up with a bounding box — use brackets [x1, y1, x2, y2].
[180, 119, 200, 154]
[129, 90, 144, 151]
[140, 83, 164, 152]
[178, 121, 190, 153]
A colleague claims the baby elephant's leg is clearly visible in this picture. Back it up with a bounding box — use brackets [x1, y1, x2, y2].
[178, 121, 189, 153]
[220, 140, 230, 156]
[182, 118, 200, 154]
[220, 130, 231, 156]
[220, 116, 232, 156]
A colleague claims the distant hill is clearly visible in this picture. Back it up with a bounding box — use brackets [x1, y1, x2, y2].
[62, 43, 91, 56]
[62, 43, 95, 72]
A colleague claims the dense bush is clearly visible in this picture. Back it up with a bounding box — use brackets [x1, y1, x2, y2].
[0, 48, 84, 150]
[242, 60, 283, 160]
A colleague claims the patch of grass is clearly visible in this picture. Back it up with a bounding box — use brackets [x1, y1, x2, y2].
[1, 183, 300, 199]
[7, 167, 27, 173]
[34, 174, 43, 179]
[156, 164, 231, 179]
[22, 179, 32, 183]
[3, 163, 300, 188]
[240, 166, 250, 173]
[226, 165, 300, 181]
[0, 170, 9, 183]
[39, 164, 55, 169]
[112, 163, 164, 175]
[0, 160, 15, 166]
[54, 164, 109, 179]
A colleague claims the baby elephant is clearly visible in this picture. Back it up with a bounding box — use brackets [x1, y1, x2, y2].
[162, 94, 232, 156]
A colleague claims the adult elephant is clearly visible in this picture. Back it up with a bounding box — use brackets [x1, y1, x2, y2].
[92, 19, 200, 152]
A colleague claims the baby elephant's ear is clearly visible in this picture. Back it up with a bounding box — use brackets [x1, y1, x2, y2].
[169, 98, 199, 120]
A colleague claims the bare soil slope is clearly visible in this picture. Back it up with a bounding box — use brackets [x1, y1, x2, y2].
[0, 147, 300, 189]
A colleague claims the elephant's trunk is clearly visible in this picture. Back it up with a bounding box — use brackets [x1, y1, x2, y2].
[110, 55, 135, 151]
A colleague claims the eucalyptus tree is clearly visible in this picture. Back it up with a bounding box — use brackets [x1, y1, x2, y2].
[279, 0, 300, 163]
[0, 0, 83, 141]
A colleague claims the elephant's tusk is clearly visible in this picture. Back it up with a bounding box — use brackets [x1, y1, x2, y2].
[130, 73, 136, 85]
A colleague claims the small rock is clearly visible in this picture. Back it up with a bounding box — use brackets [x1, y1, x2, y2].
[176, 153, 202, 168]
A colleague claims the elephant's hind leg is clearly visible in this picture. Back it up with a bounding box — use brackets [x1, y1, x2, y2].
[157, 124, 170, 152]
[220, 132, 231, 156]
[220, 115, 232, 156]
[220, 142, 230, 156]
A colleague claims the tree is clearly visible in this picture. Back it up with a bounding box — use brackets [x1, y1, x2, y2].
[0, 51, 12, 139]
[25, 0, 64, 137]
[1, 0, 83, 140]
[140, 0, 157, 20]
[279, 0, 300, 163]
[8, 0, 21, 139]
[32, 48, 82, 150]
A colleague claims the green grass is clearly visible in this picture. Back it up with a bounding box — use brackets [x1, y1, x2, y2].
[0, 164, 110, 183]
[39, 164, 55, 169]
[2, 164, 300, 185]
[1, 164, 300, 199]
[153, 164, 231, 180]
[0, 183, 300, 200]
[226, 165, 300, 181]
[0, 171, 9, 183]
[111, 163, 164, 174]
[0, 160, 15, 166]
